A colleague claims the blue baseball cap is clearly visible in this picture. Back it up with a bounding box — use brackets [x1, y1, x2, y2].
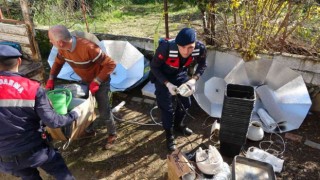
[175, 28, 196, 46]
[0, 45, 22, 60]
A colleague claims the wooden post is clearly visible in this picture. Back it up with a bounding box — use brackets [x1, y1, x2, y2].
[81, 0, 90, 32]
[3, 0, 12, 19]
[164, 0, 169, 38]
[0, 8, 4, 19]
[210, 0, 216, 45]
[20, 0, 41, 61]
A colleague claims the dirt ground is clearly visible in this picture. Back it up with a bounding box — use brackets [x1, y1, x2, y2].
[1, 82, 319, 180]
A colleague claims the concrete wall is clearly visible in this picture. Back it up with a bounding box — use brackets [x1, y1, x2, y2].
[36, 28, 320, 89]
[95, 32, 320, 88]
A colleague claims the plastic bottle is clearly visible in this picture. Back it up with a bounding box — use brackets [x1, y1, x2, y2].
[112, 101, 126, 112]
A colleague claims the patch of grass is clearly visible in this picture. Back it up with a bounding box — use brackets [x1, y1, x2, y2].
[121, 3, 163, 16]
[80, 3, 201, 38]
[33, 2, 202, 42]
[111, 9, 125, 19]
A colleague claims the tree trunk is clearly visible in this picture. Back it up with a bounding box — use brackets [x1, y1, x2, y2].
[20, 0, 41, 61]
[164, 0, 169, 38]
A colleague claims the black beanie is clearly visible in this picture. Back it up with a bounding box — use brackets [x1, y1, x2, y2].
[175, 28, 196, 46]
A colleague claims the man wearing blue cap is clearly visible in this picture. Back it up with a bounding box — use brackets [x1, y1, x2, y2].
[0, 45, 80, 179]
[150, 28, 207, 151]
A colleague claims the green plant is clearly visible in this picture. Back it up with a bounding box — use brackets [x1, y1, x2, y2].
[205, 0, 320, 60]
[33, 0, 85, 27]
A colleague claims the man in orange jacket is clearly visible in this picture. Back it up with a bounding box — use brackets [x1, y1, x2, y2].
[46, 25, 117, 149]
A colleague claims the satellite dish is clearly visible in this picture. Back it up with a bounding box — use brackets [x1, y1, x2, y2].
[194, 52, 311, 132]
[48, 32, 148, 91]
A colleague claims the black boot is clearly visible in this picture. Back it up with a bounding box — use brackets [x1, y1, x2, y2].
[165, 128, 176, 151]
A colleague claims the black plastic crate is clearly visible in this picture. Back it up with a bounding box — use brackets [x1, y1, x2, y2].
[220, 124, 250, 133]
[225, 84, 255, 100]
[219, 129, 248, 140]
[220, 116, 253, 126]
[219, 134, 247, 145]
[220, 141, 243, 157]
[219, 84, 255, 155]
[222, 104, 255, 111]
[223, 97, 255, 105]
[220, 113, 253, 121]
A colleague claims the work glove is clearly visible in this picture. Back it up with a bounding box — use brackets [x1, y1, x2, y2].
[177, 78, 196, 97]
[89, 81, 100, 95]
[166, 82, 178, 96]
[45, 79, 54, 90]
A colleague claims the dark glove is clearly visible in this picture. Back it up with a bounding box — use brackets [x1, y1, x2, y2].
[45, 79, 54, 90]
[89, 81, 100, 95]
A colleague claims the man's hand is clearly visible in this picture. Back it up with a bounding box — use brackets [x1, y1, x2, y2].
[45, 79, 54, 90]
[165, 82, 178, 96]
[185, 78, 196, 92]
[177, 78, 196, 97]
[89, 81, 100, 95]
[71, 106, 82, 121]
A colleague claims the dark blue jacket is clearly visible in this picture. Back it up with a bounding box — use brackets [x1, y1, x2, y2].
[0, 71, 78, 156]
[150, 39, 207, 84]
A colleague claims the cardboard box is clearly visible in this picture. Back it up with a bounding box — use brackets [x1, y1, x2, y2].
[46, 93, 96, 141]
[167, 150, 195, 180]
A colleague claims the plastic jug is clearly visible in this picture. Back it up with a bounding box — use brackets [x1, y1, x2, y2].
[47, 89, 72, 115]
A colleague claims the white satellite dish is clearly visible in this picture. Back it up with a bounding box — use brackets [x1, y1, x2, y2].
[100, 40, 145, 92]
[47, 32, 147, 92]
[194, 52, 311, 132]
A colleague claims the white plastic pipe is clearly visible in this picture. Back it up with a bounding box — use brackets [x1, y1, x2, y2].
[112, 101, 126, 113]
